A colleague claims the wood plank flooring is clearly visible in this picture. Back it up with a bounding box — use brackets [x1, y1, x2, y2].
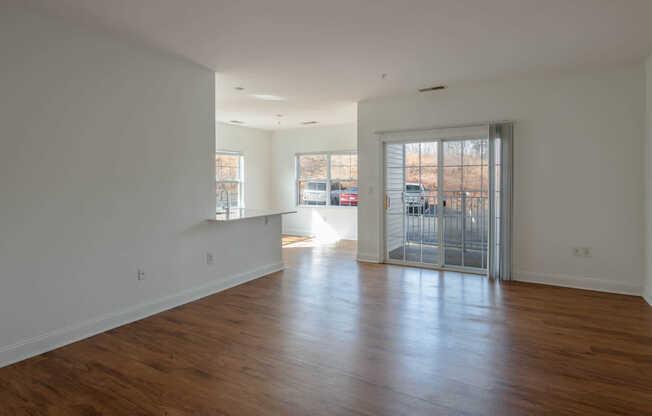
[1, 237, 651, 415]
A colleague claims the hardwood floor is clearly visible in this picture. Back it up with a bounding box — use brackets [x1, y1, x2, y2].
[281, 234, 313, 247]
[1, 238, 651, 415]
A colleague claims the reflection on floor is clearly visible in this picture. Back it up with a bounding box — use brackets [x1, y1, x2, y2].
[388, 244, 485, 268]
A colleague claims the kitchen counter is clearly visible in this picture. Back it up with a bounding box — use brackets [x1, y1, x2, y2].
[207, 208, 296, 223]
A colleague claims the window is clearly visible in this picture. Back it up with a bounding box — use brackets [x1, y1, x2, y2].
[296, 151, 358, 207]
[216, 151, 244, 210]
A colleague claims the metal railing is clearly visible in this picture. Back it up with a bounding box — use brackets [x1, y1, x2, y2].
[404, 191, 488, 269]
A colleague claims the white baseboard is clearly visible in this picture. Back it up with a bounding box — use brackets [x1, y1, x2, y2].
[0, 262, 284, 369]
[514, 270, 642, 296]
[644, 289, 652, 307]
[357, 252, 381, 263]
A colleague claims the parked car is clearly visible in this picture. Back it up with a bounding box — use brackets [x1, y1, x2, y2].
[302, 182, 328, 205]
[405, 183, 428, 214]
[340, 186, 358, 206]
[331, 182, 358, 206]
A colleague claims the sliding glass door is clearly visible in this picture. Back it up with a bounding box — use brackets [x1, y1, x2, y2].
[384, 136, 493, 272]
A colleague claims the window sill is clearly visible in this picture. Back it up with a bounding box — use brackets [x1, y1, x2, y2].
[296, 205, 358, 209]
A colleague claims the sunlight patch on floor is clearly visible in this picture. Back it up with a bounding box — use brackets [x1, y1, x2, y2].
[282, 235, 339, 248]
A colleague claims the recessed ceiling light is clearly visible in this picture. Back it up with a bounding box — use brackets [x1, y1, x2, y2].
[229, 120, 244, 124]
[418, 85, 446, 93]
[252, 94, 285, 101]
[234, 86, 245, 91]
[302, 121, 319, 125]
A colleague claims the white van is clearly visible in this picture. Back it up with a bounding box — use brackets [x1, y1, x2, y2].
[302, 182, 328, 205]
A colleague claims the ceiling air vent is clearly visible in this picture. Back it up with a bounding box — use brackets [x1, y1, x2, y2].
[229, 120, 244, 124]
[302, 121, 319, 125]
[418, 85, 446, 93]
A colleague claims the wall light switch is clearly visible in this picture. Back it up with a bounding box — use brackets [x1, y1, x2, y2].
[137, 269, 145, 280]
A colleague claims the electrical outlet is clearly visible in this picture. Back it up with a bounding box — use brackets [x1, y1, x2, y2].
[137, 269, 145, 280]
[206, 252, 214, 265]
[572, 247, 592, 258]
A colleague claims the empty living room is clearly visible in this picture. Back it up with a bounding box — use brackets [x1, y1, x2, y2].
[1, 1, 652, 415]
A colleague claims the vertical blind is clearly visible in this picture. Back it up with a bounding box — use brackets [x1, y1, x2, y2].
[488, 123, 513, 281]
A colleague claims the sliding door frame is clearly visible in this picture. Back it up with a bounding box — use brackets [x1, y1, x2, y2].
[379, 124, 492, 276]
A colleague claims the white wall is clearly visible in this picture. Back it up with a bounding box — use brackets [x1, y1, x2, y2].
[216, 123, 273, 209]
[358, 65, 646, 295]
[0, 6, 283, 367]
[272, 124, 358, 241]
[645, 54, 652, 305]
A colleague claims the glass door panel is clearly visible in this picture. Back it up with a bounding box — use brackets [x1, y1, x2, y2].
[385, 141, 440, 266]
[441, 139, 489, 270]
[384, 138, 488, 271]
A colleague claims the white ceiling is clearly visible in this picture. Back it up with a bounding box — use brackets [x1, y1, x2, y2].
[21, 0, 652, 130]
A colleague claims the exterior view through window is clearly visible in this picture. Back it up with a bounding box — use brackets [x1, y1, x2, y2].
[216, 151, 244, 210]
[385, 138, 490, 270]
[296, 152, 358, 206]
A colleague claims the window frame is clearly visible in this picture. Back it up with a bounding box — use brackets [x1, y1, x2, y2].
[295, 150, 358, 208]
[216, 150, 245, 210]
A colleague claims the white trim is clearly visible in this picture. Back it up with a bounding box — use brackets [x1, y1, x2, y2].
[215, 149, 244, 156]
[295, 150, 357, 156]
[296, 205, 357, 209]
[514, 270, 642, 296]
[384, 259, 488, 276]
[644, 288, 652, 307]
[357, 252, 381, 263]
[378, 125, 490, 143]
[0, 262, 284, 369]
[377, 137, 385, 262]
[374, 120, 512, 136]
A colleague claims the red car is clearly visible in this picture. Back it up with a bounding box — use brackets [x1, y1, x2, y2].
[340, 187, 358, 206]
